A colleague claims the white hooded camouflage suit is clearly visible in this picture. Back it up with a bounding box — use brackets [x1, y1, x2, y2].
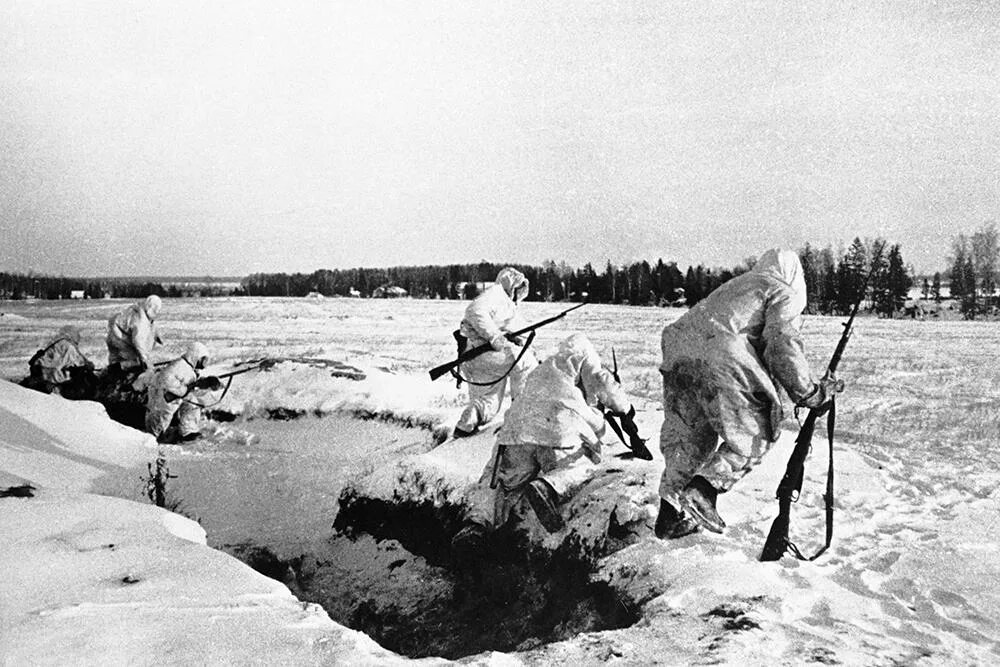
[107, 295, 162, 371]
[466, 333, 631, 528]
[145, 342, 209, 439]
[31, 326, 92, 390]
[454, 267, 539, 433]
[658, 249, 820, 509]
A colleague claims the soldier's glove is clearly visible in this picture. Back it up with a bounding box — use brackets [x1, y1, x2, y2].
[195, 376, 223, 391]
[799, 375, 845, 409]
[489, 334, 516, 354]
[505, 333, 526, 347]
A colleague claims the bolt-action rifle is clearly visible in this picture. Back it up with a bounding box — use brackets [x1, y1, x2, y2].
[603, 349, 654, 461]
[759, 242, 885, 562]
[428, 302, 585, 382]
[176, 358, 277, 406]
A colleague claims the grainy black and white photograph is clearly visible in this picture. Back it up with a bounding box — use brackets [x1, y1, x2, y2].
[2, 2, 999, 664]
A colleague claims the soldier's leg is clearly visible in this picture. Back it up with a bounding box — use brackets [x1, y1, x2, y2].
[695, 409, 772, 492]
[454, 353, 510, 433]
[537, 446, 599, 501]
[658, 383, 719, 510]
[176, 402, 204, 439]
[146, 400, 181, 440]
[462, 444, 537, 529]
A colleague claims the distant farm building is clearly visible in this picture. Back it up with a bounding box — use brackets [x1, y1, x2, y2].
[372, 285, 408, 299]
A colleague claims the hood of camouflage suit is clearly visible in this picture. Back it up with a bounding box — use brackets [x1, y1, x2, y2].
[182, 341, 209, 369]
[753, 249, 807, 318]
[51, 325, 82, 346]
[549, 333, 593, 380]
[495, 267, 529, 302]
[143, 294, 162, 320]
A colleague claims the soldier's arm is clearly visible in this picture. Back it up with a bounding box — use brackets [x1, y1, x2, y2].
[762, 291, 817, 404]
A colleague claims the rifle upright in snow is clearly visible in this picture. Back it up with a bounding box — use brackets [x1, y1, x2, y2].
[428, 302, 585, 382]
[759, 243, 885, 562]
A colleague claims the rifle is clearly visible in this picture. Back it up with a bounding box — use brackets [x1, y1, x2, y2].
[195, 358, 277, 388]
[428, 302, 585, 382]
[603, 349, 654, 461]
[759, 242, 885, 562]
[180, 359, 277, 406]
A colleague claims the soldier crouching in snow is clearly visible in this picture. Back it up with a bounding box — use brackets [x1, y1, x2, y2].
[452, 333, 633, 551]
[452, 267, 539, 437]
[20, 325, 97, 400]
[655, 248, 844, 539]
[145, 342, 222, 443]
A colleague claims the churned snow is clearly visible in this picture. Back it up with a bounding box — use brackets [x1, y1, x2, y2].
[2, 297, 1000, 664]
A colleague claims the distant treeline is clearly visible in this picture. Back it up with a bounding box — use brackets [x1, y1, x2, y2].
[0, 236, 917, 316]
[241, 237, 915, 316]
[0, 275, 237, 300]
[242, 259, 728, 307]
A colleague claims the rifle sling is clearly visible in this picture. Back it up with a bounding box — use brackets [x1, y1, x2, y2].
[786, 397, 836, 561]
[450, 330, 536, 387]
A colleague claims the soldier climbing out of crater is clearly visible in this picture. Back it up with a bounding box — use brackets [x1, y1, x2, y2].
[106, 294, 164, 376]
[451, 267, 539, 438]
[145, 341, 222, 443]
[98, 294, 166, 427]
[654, 248, 844, 539]
[451, 333, 635, 551]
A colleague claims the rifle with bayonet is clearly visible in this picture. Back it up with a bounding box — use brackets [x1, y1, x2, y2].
[429, 302, 586, 382]
[603, 349, 654, 461]
[759, 242, 885, 562]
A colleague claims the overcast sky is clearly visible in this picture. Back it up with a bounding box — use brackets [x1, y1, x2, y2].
[2, 1, 998, 276]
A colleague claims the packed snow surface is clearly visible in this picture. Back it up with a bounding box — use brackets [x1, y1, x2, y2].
[2, 297, 1000, 664]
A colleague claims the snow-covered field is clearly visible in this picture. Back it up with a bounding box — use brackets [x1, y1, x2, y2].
[2, 296, 1000, 664]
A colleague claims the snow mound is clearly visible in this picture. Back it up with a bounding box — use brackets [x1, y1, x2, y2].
[0, 489, 431, 666]
[0, 380, 156, 493]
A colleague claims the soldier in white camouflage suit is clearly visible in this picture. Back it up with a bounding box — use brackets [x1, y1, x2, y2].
[453, 333, 633, 549]
[21, 325, 96, 399]
[655, 248, 843, 538]
[145, 341, 221, 443]
[106, 294, 163, 373]
[452, 267, 538, 437]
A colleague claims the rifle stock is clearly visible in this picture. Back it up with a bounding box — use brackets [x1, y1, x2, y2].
[428, 302, 585, 382]
[760, 409, 819, 561]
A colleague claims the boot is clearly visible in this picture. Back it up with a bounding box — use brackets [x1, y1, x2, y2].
[451, 522, 488, 556]
[523, 479, 565, 533]
[654, 498, 700, 539]
[679, 475, 726, 534]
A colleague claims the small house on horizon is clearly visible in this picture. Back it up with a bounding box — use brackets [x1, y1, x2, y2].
[372, 285, 408, 299]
